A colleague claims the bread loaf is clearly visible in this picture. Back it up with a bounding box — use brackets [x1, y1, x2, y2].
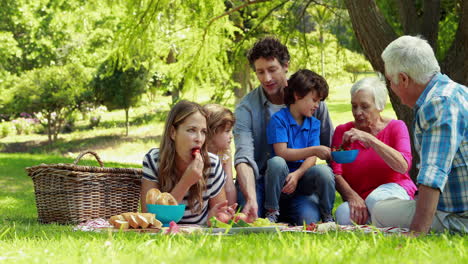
[109, 212, 161, 229]
[156, 192, 178, 205]
[146, 188, 178, 205]
[146, 188, 161, 204]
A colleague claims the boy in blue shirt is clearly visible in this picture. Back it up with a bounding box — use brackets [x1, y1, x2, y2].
[265, 69, 335, 223]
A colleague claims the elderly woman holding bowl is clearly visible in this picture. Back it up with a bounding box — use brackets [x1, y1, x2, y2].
[331, 77, 417, 225]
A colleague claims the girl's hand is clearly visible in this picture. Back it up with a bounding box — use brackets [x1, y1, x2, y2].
[181, 152, 204, 187]
[207, 200, 238, 226]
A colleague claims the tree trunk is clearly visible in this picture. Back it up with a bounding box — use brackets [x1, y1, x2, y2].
[233, 59, 252, 105]
[125, 108, 129, 136]
[344, 0, 416, 179]
[47, 112, 52, 144]
[440, 0, 468, 85]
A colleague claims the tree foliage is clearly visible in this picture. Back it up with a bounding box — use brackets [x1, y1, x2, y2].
[11, 64, 92, 142]
[92, 59, 150, 136]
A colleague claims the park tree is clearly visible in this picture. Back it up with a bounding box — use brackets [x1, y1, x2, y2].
[92, 59, 150, 136]
[120, 0, 465, 179]
[11, 63, 92, 143]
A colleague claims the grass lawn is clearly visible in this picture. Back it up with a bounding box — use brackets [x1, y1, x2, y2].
[0, 80, 466, 263]
[0, 154, 466, 263]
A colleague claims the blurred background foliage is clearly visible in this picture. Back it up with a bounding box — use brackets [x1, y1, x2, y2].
[0, 0, 464, 144]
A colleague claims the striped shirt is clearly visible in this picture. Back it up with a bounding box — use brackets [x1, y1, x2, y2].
[142, 148, 226, 224]
[413, 73, 468, 213]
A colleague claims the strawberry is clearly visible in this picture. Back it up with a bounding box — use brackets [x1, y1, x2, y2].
[191, 148, 200, 159]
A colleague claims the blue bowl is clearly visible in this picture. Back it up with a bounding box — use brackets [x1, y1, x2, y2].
[147, 204, 186, 227]
[332, 149, 359, 164]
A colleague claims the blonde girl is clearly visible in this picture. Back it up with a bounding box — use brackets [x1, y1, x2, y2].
[203, 104, 237, 206]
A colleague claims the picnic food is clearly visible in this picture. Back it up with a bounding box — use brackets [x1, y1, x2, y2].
[146, 188, 161, 204]
[305, 222, 339, 232]
[109, 212, 162, 230]
[191, 148, 200, 159]
[146, 188, 178, 205]
[233, 213, 249, 223]
[331, 144, 351, 152]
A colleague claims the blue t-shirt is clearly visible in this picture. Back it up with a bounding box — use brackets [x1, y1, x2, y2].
[266, 107, 321, 172]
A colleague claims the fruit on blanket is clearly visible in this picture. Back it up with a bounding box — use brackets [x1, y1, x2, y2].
[146, 188, 161, 204]
[209, 216, 232, 228]
[305, 222, 317, 232]
[316, 222, 338, 232]
[233, 213, 249, 223]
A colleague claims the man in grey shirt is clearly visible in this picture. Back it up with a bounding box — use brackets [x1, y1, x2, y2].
[234, 37, 335, 224]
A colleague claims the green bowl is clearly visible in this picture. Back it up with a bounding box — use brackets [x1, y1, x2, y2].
[147, 204, 186, 227]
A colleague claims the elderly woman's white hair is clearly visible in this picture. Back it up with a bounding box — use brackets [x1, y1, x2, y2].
[382, 35, 440, 85]
[350, 76, 388, 111]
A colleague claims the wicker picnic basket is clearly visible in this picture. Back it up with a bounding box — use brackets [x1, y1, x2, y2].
[26, 151, 142, 224]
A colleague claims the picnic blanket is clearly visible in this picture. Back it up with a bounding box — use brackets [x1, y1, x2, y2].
[73, 218, 410, 235]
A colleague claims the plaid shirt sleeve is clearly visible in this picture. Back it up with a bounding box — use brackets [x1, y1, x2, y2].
[416, 96, 463, 191]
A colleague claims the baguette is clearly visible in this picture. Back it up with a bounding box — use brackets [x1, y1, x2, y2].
[110, 212, 161, 229]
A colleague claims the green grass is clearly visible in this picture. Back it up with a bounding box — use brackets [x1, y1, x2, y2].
[1, 82, 466, 263]
[0, 152, 466, 263]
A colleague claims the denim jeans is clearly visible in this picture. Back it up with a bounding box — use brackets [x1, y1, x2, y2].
[241, 156, 334, 224]
[335, 182, 410, 225]
[236, 177, 323, 225]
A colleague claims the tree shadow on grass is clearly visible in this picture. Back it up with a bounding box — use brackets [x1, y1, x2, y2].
[0, 134, 162, 154]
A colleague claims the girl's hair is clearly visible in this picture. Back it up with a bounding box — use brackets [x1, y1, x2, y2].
[202, 104, 235, 138]
[284, 69, 329, 106]
[158, 100, 210, 213]
[350, 76, 388, 111]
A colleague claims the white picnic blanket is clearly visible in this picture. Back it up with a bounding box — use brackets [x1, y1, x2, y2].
[73, 219, 409, 235]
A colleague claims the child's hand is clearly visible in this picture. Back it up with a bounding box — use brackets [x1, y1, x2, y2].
[181, 151, 204, 187]
[282, 172, 299, 194]
[313, 146, 331, 160]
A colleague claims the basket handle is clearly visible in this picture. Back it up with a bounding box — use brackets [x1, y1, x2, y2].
[73, 151, 104, 167]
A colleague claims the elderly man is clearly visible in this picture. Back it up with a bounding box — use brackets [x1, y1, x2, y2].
[233, 37, 334, 225]
[372, 35, 467, 234]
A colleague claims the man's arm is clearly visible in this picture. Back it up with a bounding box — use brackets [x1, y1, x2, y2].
[410, 185, 440, 234]
[233, 103, 260, 219]
[235, 163, 258, 219]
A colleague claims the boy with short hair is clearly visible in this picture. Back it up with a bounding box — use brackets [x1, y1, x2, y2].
[265, 69, 335, 223]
